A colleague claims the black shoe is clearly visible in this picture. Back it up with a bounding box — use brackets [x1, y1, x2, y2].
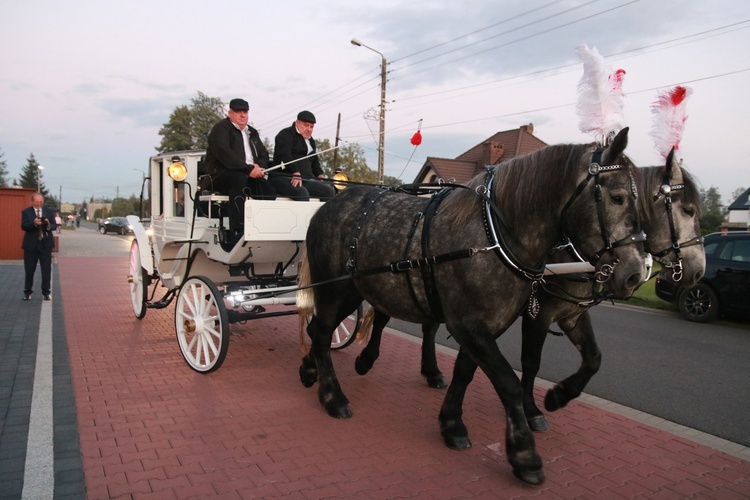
[43, 294, 51, 301]
[23, 293, 32, 301]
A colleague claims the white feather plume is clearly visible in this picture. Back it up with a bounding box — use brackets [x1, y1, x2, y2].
[650, 86, 692, 160]
[575, 44, 627, 144]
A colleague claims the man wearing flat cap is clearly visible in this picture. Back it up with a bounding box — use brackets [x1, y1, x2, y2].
[269, 111, 335, 201]
[204, 98, 276, 235]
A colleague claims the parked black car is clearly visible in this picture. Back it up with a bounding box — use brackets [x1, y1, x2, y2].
[98, 217, 133, 235]
[656, 231, 750, 322]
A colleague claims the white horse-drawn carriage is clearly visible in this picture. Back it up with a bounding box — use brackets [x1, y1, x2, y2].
[126, 150, 361, 373]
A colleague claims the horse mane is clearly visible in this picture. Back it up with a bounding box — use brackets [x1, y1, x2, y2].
[441, 142, 594, 226]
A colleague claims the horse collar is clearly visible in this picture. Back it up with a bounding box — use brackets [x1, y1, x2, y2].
[481, 167, 546, 281]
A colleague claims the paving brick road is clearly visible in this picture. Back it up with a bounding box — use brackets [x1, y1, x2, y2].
[1, 227, 748, 498]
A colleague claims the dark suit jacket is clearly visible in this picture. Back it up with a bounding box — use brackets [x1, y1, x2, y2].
[271, 123, 323, 179]
[203, 118, 270, 177]
[21, 205, 57, 252]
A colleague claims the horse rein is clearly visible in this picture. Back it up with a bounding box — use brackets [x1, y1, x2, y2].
[648, 181, 704, 282]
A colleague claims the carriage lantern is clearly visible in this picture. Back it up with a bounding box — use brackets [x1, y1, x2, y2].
[168, 156, 188, 182]
[332, 169, 348, 191]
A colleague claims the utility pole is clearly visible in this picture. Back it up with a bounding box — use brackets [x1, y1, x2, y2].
[333, 113, 341, 171]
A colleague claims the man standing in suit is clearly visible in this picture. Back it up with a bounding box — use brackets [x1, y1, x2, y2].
[20, 192, 57, 300]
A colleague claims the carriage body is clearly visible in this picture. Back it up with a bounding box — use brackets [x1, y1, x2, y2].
[127, 150, 360, 373]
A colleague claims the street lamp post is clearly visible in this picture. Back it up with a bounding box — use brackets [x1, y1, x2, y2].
[37, 165, 44, 192]
[351, 38, 387, 184]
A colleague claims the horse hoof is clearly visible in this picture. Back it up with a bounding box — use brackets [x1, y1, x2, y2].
[354, 356, 371, 376]
[442, 434, 472, 450]
[544, 387, 568, 412]
[527, 415, 549, 433]
[299, 365, 316, 388]
[513, 467, 545, 486]
[326, 405, 352, 419]
[426, 374, 448, 389]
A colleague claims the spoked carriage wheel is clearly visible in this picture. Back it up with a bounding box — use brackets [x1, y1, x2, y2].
[128, 240, 148, 319]
[331, 304, 364, 350]
[175, 276, 230, 373]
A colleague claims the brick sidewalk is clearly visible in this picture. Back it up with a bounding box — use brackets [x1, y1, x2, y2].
[3, 255, 747, 498]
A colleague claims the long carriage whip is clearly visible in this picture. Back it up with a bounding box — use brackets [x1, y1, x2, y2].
[262, 144, 343, 174]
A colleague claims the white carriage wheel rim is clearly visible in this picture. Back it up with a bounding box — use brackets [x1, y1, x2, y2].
[176, 278, 226, 371]
[128, 242, 145, 316]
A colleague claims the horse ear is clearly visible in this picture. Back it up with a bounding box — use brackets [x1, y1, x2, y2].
[665, 147, 684, 184]
[665, 148, 675, 174]
[603, 127, 628, 163]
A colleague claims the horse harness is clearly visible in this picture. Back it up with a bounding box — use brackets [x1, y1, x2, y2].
[648, 174, 704, 282]
[346, 147, 645, 321]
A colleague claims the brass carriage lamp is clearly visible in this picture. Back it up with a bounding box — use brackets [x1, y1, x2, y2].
[333, 169, 348, 191]
[168, 156, 188, 182]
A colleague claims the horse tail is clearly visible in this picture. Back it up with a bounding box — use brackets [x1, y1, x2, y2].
[297, 246, 313, 353]
[358, 306, 376, 343]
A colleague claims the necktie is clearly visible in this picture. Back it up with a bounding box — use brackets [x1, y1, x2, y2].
[36, 209, 44, 240]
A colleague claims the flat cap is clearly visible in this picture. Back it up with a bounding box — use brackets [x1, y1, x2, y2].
[229, 98, 249, 111]
[296, 110, 316, 123]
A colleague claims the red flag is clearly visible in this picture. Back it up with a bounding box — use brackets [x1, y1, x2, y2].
[410, 130, 422, 146]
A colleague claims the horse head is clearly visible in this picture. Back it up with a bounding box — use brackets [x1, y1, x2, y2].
[560, 127, 648, 298]
[643, 148, 705, 288]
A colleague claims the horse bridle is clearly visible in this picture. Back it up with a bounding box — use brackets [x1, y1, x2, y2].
[558, 147, 646, 283]
[649, 177, 704, 282]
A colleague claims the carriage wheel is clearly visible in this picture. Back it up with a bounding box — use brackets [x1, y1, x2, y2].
[175, 276, 230, 373]
[331, 304, 363, 350]
[128, 240, 148, 319]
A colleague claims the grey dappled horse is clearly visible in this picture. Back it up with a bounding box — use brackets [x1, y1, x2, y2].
[297, 128, 646, 485]
[356, 150, 705, 436]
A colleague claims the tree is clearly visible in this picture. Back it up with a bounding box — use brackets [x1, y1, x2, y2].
[0, 147, 9, 187]
[316, 138, 378, 184]
[156, 92, 225, 152]
[699, 186, 726, 235]
[189, 92, 225, 150]
[110, 197, 133, 216]
[17, 153, 50, 199]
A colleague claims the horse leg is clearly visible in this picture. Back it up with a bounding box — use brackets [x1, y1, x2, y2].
[421, 322, 447, 388]
[440, 344, 544, 485]
[439, 348, 476, 451]
[299, 347, 318, 388]
[355, 310, 391, 375]
[520, 313, 550, 432]
[304, 313, 354, 418]
[544, 311, 601, 412]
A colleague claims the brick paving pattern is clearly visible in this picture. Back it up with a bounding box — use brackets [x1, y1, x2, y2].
[1, 249, 749, 498]
[58, 257, 750, 498]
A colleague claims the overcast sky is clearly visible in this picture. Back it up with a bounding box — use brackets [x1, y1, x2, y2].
[1, 0, 748, 205]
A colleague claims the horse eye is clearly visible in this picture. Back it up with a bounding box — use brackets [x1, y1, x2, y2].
[683, 205, 696, 217]
[610, 194, 625, 205]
